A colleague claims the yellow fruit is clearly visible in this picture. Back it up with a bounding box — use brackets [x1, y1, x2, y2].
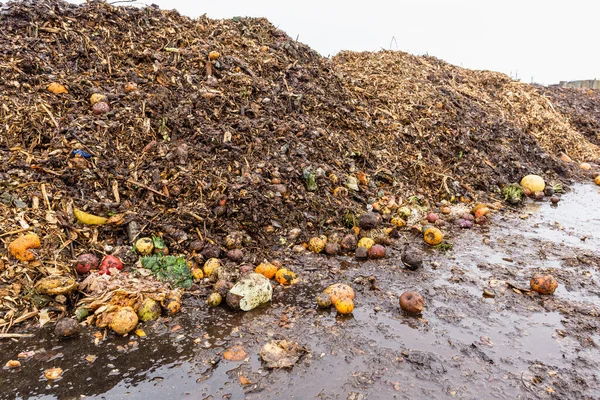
[520, 175, 545, 192]
[595, 176, 600, 186]
[203, 258, 220, 278]
[308, 235, 327, 253]
[391, 217, 406, 228]
[109, 307, 138, 335]
[8, 233, 41, 261]
[191, 268, 204, 281]
[208, 51, 220, 60]
[334, 298, 354, 314]
[74, 208, 108, 225]
[47, 82, 68, 94]
[357, 237, 375, 250]
[255, 262, 278, 279]
[423, 227, 443, 245]
[275, 268, 298, 285]
[90, 93, 107, 105]
[324, 283, 355, 304]
[135, 237, 154, 255]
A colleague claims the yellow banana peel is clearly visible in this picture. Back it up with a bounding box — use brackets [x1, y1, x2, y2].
[74, 208, 108, 225]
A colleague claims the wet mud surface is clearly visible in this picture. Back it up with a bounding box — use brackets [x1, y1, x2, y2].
[2, 184, 600, 399]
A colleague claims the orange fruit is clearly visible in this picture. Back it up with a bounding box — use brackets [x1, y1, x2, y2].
[275, 268, 298, 285]
[334, 298, 354, 315]
[255, 262, 277, 279]
[324, 283, 355, 304]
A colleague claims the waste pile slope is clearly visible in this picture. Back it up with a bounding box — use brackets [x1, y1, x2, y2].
[333, 50, 599, 193]
[539, 86, 600, 148]
[0, 0, 598, 333]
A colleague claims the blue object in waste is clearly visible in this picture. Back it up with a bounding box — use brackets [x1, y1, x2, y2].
[72, 149, 92, 159]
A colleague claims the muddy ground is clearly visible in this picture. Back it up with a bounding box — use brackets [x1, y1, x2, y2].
[2, 183, 600, 400]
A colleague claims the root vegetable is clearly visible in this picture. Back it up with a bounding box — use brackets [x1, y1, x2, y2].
[427, 213, 439, 223]
[75, 253, 99, 274]
[324, 242, 340, 256]
[357, 237, 375, 250]
[207, 292, 222, 306]
[54, 318, 80, 339]
[530, 275, 558, 295]
[8, 233, 41, 261]
[89, 93, 107, 105]
[340, 234, 358, 251]
[359, 212, 381, 230]
[308, 235, 327, 253]
[203, 258, 221, 279]
[550, 196, 560, 204]
[214, 280, 233, 297]
[92, 101, 110, 115]
[135, 237, 154, 255]
[227, 249, 243, 262]
[399, 291, 424, 314]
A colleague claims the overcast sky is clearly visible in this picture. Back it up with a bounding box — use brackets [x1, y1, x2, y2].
[76, 0, 598, 85]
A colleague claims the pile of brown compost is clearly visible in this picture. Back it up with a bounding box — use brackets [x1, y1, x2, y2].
[538, 86, 600, 148]
[1, 0, 599, 332]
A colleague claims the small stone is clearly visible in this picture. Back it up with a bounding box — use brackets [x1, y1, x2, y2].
[288, 228, 302, 240]
[355, 246, 368, 259]
[292, 245, 305, 254]
[550, 196, 560, 204]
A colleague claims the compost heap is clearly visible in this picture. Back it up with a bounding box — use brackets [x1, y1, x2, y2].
[1, 0, 599, 332]
[539, 86, 600, 148]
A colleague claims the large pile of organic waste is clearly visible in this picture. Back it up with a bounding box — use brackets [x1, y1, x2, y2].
[1, 0, 599, 334]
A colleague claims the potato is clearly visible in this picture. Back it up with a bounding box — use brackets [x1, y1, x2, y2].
[335, 298, 354, 315]
[54, 318, 80, 339]
[109, 307, 138, 335]
[530, 275, 558, 295]
[316, 292, 332, 308]
[399, 291, 424, 314]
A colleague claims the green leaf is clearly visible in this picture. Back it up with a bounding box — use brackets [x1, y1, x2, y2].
[140, 254, 192, 289]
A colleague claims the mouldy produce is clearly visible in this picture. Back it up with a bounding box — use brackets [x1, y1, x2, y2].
[335, 298, 354, 315]
[324, 283, 355, 304]
[99, 255, 123, 275]
[75, 253, 99, 274]
[137, 298, 161, 322]
[275, 268, 298, 285]
[227, 273, 273, 311]
[357, 237, 375, 250]
[73, 208, 107, 225]
[399, 291, 424, 314]
[8, 234, 41, 262]
[135, 237, 154, 255]
[307, 236, 327, 253]
[109, 306, 139, 335]
[530, 275, 558, 295]
[423, 227, 443, 246]
[255, 261, 278, 279]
